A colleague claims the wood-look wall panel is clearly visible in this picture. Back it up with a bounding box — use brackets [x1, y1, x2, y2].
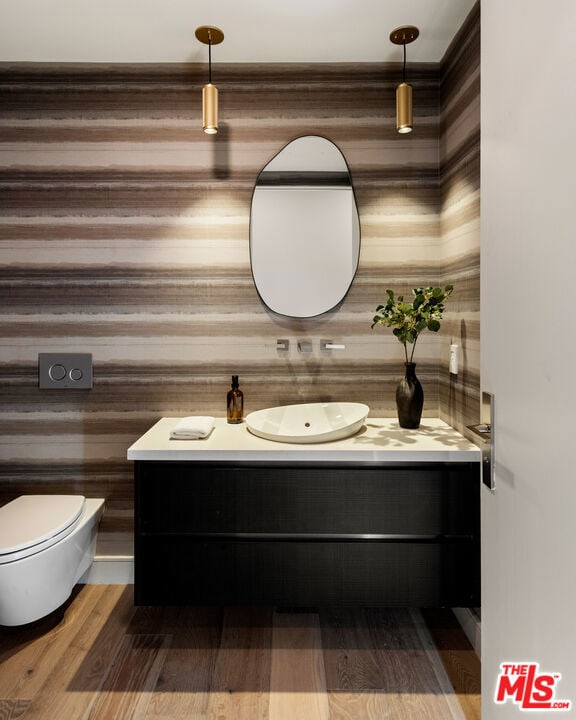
[0, 121, 443, 146]
[441, 134, 480, 198]
[440, 5, 480, 102]
[0, 461, 133, 512]
[439, 3, 481, 433]
[0, 63, 439, 120]
[0, 13, 480, 539]
[0, 220, 249, 242]
[1, 361, 440, 432]
[3, 266, 455, 314]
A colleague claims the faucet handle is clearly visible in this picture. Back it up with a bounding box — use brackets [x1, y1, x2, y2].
[321, 339, 346, 350]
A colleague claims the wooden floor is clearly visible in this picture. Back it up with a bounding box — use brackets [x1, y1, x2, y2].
[0, 585, 480, 720]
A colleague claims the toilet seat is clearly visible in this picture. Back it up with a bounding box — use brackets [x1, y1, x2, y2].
[0, 495, 86, 564]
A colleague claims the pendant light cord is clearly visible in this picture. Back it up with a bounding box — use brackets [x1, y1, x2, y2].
[402, 42, 406, 83]
[208, 39, 212, 84]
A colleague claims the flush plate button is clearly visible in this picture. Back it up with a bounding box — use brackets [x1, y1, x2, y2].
[69, 367, 83, 381]
[39, 353, 93, 390]
[48, 363, 67, 382]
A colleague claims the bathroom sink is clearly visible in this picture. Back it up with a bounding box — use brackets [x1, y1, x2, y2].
[245, 402, 369, 444]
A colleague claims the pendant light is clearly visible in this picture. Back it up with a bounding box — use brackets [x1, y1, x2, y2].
[389, 26, 419, 134]
[195, 25, 224, 135]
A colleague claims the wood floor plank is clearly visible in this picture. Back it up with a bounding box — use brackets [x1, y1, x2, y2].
[205, 607, 272, 720]
[420, 609, 481, 720]
[142, 606, 223, 720]
[320, 607, 387, 691]
[0, 584, 108, 700]
[364, 607, 447, 694]
[408, 608, 468, 720]
[321, 608, 465, 720]
[328, 689, 466, 720]
[0, 699, 31, 720]
[269, 611, 329, 720]
[87, 633, 171, 720]
[18, 584, 135, 720]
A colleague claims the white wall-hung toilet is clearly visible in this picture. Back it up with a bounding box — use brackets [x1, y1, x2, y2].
[0, 495, 104, 626]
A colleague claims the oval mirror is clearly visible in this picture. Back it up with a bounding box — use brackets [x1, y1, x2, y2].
[250, 136, 360, 318]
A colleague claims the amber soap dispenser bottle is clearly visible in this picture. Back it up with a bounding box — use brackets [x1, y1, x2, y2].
[227, 375, 244, 424]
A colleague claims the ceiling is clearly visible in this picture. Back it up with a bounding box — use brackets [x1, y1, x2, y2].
[0, 0, 476, 65]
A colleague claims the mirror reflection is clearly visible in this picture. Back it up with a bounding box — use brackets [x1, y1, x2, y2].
[250, 136, 360, 318]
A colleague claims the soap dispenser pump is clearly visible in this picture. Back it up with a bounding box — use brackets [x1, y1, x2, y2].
[227, 375, 244, 424]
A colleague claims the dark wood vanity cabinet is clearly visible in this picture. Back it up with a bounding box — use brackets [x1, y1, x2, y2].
[134, 461, 480, 607]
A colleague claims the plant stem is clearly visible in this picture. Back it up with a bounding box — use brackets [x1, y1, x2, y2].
[409, 336, 418, 363]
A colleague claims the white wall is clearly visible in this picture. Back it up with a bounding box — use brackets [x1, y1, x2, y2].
[481, 1, 576, 716]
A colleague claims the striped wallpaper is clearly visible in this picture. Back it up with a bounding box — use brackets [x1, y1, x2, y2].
[0, 5, 480, 541]
[439, 2, 481, 429]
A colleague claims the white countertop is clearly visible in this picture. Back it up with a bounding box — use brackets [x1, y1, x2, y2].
[127, 417, 481, 464]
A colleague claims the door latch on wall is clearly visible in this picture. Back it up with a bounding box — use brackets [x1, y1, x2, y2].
[467, 391, 495, 490]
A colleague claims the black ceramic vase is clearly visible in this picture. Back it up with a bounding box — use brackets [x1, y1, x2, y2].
[396, 362, 424, 429]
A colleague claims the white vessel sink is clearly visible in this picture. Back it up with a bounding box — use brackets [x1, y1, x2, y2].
[245, 402, 369, 444]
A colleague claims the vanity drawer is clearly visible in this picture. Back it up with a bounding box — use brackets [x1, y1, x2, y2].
[135, 461, 478, 538]
[135, 537, 480, 607]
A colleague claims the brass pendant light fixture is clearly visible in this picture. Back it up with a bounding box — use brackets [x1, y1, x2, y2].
[389, 25, 419, 134]
[195, 25, 224, 134]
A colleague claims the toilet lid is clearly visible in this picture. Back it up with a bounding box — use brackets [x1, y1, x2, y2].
[0, 495, 85, 561]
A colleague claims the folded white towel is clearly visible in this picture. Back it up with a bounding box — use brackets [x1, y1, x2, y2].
[169, 416, 215, 440]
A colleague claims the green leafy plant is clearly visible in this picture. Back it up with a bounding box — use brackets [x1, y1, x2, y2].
[371, 285, 454, 364]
